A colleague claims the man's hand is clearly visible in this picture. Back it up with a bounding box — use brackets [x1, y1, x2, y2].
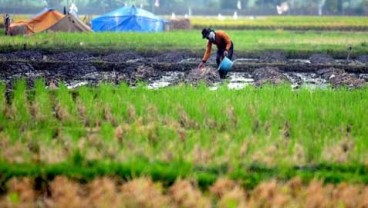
[224, 50, 228, 57]
[198, 60, 206, 69]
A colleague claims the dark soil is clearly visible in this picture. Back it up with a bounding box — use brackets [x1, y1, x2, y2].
[357, 55, 368, 63]
[309, 54, 335, 64]
[317, 67, 366, 88]
[185, 66, 221, 85]
[0, 50, 44, 61]
[0, 50, 367, 89]
[252, 67, 290, 86]
[152, 51, 192, 63]
[259, 51, 287, 63]
[47, 52, 96, 62]
[101, 52, 143, 62]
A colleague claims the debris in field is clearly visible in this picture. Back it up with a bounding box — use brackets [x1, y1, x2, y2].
[357, 55, 368, 63]
[310, 53, 335, 64]
[185, 67, 221, 85]
[170, 18, 192, 30]
[102, 52, 143, 62]
[317, 67, 366, 88]
[154, 51, 191, 63]
[260, 51, 287, 63]
[133, 65, 160, 80]
[252, 67, 290, 86]
[49, 52, 94, 61]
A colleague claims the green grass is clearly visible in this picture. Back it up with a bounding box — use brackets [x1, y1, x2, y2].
[3, 15, 368, 31]
[191, 16, 368, 31]
[1, 81, 368, 188]
[1, 30, 368, 57]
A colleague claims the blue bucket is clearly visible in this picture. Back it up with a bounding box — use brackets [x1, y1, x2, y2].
[218, 57, 233, 71]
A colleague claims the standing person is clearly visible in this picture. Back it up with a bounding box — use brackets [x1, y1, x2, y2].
[198, 28, 234, 79]
[4, 14, 10, 35]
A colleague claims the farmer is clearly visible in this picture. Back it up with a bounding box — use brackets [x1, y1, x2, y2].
[4, 14, 10, 35]
[198, 28, 234, 79]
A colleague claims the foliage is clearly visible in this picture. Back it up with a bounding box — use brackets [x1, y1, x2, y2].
[0, 28, 368, 57]
[0, 0, 367, 15]
[0, 82, 368, 187]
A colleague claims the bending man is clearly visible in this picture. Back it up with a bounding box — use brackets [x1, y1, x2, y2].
[198, 28, 234, 79]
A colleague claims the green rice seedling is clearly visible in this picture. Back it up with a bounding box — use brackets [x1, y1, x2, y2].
[96, 83, 121, 125]
[1, 30, 368, 57]
[32, 79, 54, 125]
[1, 83, 368, 187]
[54, 83, 86, 144]
[11, 80, 30, 120]
[190, 16, 368, 31]
[55, 83, 78, 122]
[7, 80, 31, 139]
[76, 86, 101, 127]
[99, 122, 114, 143]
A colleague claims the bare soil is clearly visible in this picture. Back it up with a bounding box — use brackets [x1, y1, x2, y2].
[0, 51, 367, 89]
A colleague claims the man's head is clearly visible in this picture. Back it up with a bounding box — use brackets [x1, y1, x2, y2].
[201, 28, 211, 39]
[201, 28, 215, 41]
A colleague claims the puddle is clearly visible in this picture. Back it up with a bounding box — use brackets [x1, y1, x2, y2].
[148, 71, 184, 89]
[144, 71, 331, 90]
[3, 70, 337, 90]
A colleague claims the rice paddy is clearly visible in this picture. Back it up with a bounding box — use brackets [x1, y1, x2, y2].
[1, 14, 368, 207]
[1, 29, 368, 58]
[1, 80, 368, 189]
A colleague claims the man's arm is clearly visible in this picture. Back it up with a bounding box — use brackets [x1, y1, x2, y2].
[202, 41, 212, 62]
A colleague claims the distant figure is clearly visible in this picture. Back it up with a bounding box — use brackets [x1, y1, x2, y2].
[237, 0, 242, 10]
[69, 3, 78, 17]
[198, 28, 234, 79]
[233, 11, 238, 20]
[4, 14, 10, 35]
[63, 6, 67, 15]
[277, 2, 289, 15]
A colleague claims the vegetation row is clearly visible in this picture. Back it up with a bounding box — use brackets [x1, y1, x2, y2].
[2, 176, 368, 208]
[190, 16, 368, 31]
[0, 29, 368, 58]
[0, 80, 368, 188]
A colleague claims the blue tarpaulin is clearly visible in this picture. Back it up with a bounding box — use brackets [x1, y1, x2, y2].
[91, 6, 164, 32]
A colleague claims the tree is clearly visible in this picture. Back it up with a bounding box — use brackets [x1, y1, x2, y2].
[220, 0, 238, 9]
[324, 0, 344, 14]
[45, 0, 62, 8]
[255, 0, 282, 7]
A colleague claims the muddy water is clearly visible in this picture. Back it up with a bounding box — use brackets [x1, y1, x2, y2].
[148, 71, 333, 90]
[0, 51, 367, 90]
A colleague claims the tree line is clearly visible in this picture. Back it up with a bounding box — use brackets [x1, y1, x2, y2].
[0, 0, 367, 15]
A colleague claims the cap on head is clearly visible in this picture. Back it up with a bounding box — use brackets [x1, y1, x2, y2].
[201, 28, 211, 39]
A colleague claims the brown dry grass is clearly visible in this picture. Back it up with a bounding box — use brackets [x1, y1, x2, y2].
[120, 177, 170, 208]
[2, 176, 368, 208]
[169, 179, 210, 208]
[322, 138, 355, 163]
[3, 177, 36, 208]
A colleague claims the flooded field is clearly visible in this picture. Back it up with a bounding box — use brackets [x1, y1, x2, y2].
[0, 51, 367, 90]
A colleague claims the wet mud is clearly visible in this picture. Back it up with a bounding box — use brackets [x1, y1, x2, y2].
[0, 51, 367, 90]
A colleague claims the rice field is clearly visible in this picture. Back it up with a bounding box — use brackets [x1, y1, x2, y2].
[1, 80, 368, 192]
[2, 15, 368, 31]
[2, 14, 368, 207]
[1, 29, 368, 57]
[191, 16, 368, 31]
[2, 176, 368, 208]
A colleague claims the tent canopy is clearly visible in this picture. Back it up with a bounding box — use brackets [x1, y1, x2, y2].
[48, 14, 92, 32]
[91, 6, 165, 32]
[26, 9, 65, 33]
[8, 9, 91, 35]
